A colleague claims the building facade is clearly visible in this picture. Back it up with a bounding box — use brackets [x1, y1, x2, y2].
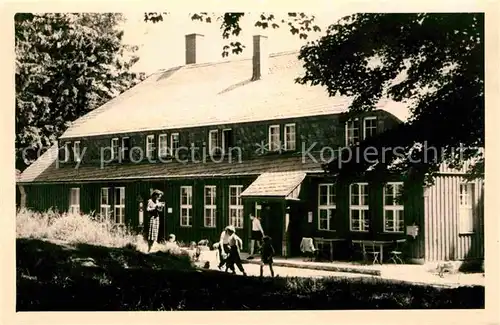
[17, 34, 484, 264]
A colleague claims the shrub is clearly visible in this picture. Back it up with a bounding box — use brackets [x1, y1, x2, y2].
[16, 209, 137, 248]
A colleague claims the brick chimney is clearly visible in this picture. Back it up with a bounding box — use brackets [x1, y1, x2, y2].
[185, 33, 204, 65]
[252, 35, 269, 80]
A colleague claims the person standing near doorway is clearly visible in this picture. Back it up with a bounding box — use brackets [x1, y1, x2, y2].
[147, 189, 164, 253]
[248, 213, 264, 259]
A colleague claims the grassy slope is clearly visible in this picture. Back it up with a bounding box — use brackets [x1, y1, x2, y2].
[16, 238, 485, 311]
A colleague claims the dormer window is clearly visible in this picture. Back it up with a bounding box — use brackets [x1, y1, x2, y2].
[222, 129, 233, 154]
[363, 117, 377, 139]
[284, 123, 296, 151]
[111, 138, 119, 161]
[146, 135, 155, 159]
[346, 119, 360, 146]
[63, 141, 71, 163]
[121, 137, 130, 161]
[158, 134, 168, 158]
[208, 130, 220, 155]
[73, 141, 81, 162]
[170, 133, 180, 156]
[269, 125, 281, 152]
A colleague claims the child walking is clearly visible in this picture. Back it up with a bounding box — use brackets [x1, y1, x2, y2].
[260, 235, 275, 277]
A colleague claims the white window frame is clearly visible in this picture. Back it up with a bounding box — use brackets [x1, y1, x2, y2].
[383, 182, 404, 233]
[180, 186, 193, 227]
[208, 130, 220, 155]
[69, 187, 80, 214]
[222, 128, 232, 154]
[345, 118, 360, 146]
[349, 183, 369, 232]
[111, 138, 119, 161]
[229, 185, 244, 229]
[121, 137, 130, 161]
[170, 133, 180, 156]
[62, 142, 71, 163]
[363, 116, 377, 140]
[146, 134, 155, 159]
[73, 141, 81, 162]
[158, 134, 168, 158]
[204, 185, 217, 228]
[100, 187, 111, 219]
[318, 184, 336, 231]
[459, 183, 474, 234]
[284, 123, 296, 151]
[268, 125, 281, 152]
[114, 187, 125, 224]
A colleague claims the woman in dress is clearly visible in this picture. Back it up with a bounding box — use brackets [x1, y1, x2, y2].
[147, 189, 164, 252]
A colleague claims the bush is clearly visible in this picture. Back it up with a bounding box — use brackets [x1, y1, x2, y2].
[16, 208, 138, 248]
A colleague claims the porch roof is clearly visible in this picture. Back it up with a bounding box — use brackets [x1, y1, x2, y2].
[240, 171, 307, 200]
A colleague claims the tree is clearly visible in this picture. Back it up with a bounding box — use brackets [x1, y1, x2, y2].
[144, 13, 484, 185]
[295, 13, 484, 185]
[144, 12, 321, 57]
[15, 13, 145, 171]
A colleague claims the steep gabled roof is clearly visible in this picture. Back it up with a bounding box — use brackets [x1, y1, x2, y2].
[60, 51, 409, 139]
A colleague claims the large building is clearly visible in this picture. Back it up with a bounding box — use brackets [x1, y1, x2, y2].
[17, 34, 484, 264]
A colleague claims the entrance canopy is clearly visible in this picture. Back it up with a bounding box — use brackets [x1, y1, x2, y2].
[240, 171, 307, 201]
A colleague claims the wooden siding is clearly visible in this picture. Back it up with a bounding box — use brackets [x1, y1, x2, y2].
[424, 175, 484, 261]
[297, 176, 425, 260]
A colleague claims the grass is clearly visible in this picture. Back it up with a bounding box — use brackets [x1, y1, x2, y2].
[16, 210, 485, 310]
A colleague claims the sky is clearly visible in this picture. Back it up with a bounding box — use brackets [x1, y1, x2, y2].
[120, 12, 351, 74]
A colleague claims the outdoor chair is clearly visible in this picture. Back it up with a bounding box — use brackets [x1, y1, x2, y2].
[300, 237, 318, 261]
[363, 242, 381, 265]
[388, 240, 405, 264]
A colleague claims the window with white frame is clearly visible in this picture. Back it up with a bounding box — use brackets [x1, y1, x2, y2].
[318, 184, 336, 231]
[170, 133, 180, 156]
[69, 187, 80, 214]
[100, 187, 111, 219]
[268, 125, 281, 152]
[158, 134, 168, 158]
[63, 142, 71, 162]
[383, 182, 404, 232]
[350, 183, 369, 231]
[73, 141, 81, 162]
[208, 130, 220, 155]
[111, 138, 119, 161]
[459, 183, 474, 233]
[229, 185, 244, 228]
[363, 117, 377, 139]
[180, 186, 193, 227]
[222, 129, 233, 154]
[204, 186, 216, 227]
[114, 187, 125, 224]
[345, 119, 360, 146]
[121, 137, 130, 161]
[146, 135, 155, 159]
[284, 123, 296, 151]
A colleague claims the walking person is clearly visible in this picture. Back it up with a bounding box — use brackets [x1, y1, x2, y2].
[225, 225, 247, 276]
[147, 189, 164, 253]
[259, 235, 275, 278]
[248, 213, 264, 259]
[217, 226, 232, 270]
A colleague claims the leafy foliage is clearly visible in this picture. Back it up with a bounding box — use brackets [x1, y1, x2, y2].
[15, 13, 145, 170]
[144, 12, 321, 57]
[295, 13, 484, 184]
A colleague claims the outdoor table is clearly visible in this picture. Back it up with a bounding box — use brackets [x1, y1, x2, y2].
[313, 237, 346, 261]
[351, 239, 406, 264]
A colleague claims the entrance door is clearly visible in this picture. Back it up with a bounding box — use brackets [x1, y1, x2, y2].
[259, 201, 284, 256]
